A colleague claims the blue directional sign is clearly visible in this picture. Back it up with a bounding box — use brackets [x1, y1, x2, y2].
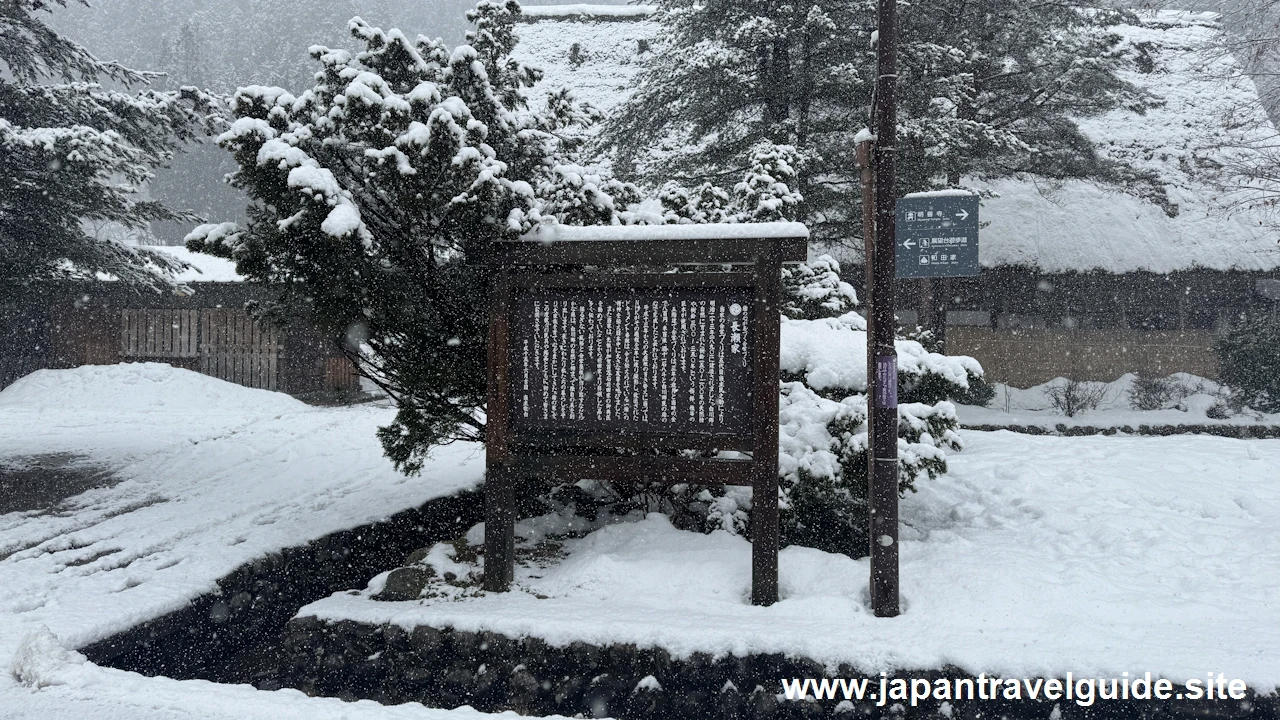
[895, 194, 980, 278]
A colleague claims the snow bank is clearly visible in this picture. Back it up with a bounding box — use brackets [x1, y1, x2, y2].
[958, 373, 1280, 428]
[0, 363, 302, 415]
[0, 364, 482, 665]
[302, 431, 1280, 691]
[0, 365, 553, 719]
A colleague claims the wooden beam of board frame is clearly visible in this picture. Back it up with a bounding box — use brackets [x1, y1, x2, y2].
[485, 236, 808, 267]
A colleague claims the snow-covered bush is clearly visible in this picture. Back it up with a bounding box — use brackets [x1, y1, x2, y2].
[773, 261, 980, 556]
[660, 141, 803, 224]
[733, 142, 804, 222]
[1127, 374, 1206, 411]
[780, 255, 858, 319]
[1215, 314, 1280, 413]
[1128, 375, 1178, 411]
[187, 1, 643, 473]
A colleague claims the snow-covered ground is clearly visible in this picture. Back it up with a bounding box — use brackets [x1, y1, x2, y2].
[304, 431, 1280, 692]
[956, 373, 1280, 429]
[3, 363, 1278, 720]
[0, 364, 558, 719]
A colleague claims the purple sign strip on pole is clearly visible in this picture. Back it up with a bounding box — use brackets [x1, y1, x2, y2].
[875, 355, 897, 408]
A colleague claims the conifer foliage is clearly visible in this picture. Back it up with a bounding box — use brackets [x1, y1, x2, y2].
[0, 0, 220, 302]
[187, 1, 639, 473]
[605, 0, 1167, 246]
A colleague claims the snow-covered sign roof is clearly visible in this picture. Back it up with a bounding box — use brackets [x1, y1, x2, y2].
[513, 9, 1280, 273]
[145, 245, 244, 283]
[521, 221, 808, 242]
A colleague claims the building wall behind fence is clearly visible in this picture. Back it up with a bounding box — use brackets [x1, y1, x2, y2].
[949, 327, 1220, 387]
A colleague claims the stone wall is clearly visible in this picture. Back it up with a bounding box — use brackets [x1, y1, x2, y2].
[278, 617, 1277, 720]
[81, 485, 1280, 720]
[81, 490, 482, 683]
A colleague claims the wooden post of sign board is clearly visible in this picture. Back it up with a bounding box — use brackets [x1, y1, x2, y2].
[483, 270, 516, 593]
[751, 249, 781, 607]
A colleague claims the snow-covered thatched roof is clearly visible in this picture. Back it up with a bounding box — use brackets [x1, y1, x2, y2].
[146, 245, 243, 283]
[513, 4, 660, 117]
[513, 7, 1280, 274]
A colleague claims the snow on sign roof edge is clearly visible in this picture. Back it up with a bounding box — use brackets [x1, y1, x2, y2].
[519, 4, 658, 19]
[902, 189, 976, 199]
[520, 221, 810, 243]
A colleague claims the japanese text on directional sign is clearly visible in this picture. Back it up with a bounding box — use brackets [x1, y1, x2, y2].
[895, 194, 979, 278]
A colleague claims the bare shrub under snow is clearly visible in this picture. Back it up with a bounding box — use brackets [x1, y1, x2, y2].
[1046, 379, 1110, 417]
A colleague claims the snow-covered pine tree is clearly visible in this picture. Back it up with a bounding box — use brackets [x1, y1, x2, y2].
[187, 1, 641, 474]
[733, 142, 804, 222]
[603, 0, 1167, 247]
[0, 0, 220, 302]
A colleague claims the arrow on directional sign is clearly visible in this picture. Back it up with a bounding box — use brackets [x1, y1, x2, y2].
[955, 209, 969, 221]
[902, 238, 916, 249]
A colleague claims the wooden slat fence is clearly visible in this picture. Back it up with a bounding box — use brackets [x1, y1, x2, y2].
[119, 308, 280, 391]
[198, 308, 281, 391]
[120, 309, 199, 359]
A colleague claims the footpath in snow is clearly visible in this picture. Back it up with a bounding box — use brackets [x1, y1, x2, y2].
[0, 364, 558, 720]
[304, 430, 1280, 692]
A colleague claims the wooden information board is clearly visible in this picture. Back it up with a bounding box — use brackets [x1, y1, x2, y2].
[509, 288, 754, 437]
[482, 226, 808, 606]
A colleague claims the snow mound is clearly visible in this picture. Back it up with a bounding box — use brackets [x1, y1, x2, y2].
[9, 626, 85, 688]
[781, 313, 981, 391]
[957, 372, 1280, 427]
[0, 363, 305, 415]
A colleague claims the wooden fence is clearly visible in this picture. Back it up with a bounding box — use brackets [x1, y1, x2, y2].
[120, 308, 281, 391]
[3, 286, 360, 396]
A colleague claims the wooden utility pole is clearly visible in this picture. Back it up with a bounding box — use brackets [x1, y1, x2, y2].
[867, 0, 900, 618]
